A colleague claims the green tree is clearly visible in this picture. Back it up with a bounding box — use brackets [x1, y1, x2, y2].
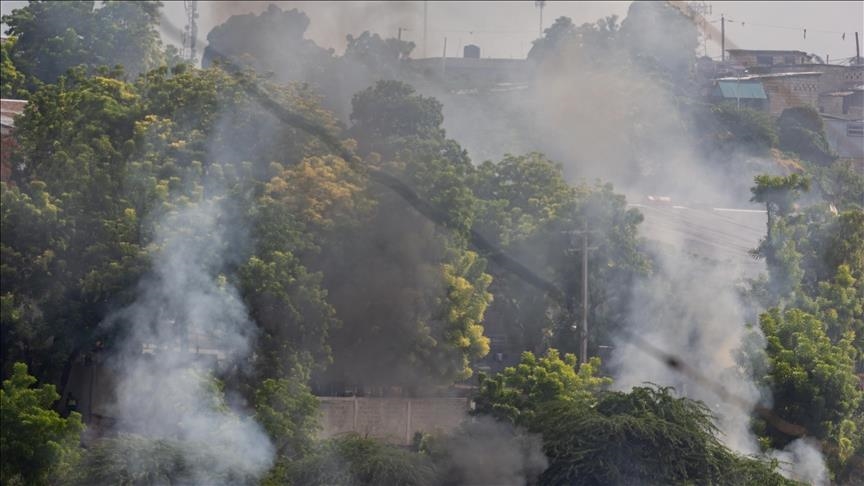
[72, 434, 261, 486]
[0, 37, 29, 99]
[472, 154, 648, 358]
[777, 106, 836, 166]
[693, 103, 778, 155]
[1, 362, 84, 485]
[474, 349, 610, 426]
[281, 434, 436, 486]
[202, 5, 334, 87]
[750, 173, 811, 299]
[812, 158, 864, 211]
[534, 387, 795, 486]
[2, 0, 164, 87]
[254, 377, 319, 459]
[757, 307, 863, 474]
[349, 80, 445, 154]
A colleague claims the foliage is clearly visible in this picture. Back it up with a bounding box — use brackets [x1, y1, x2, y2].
[71, 434, 260, 486]
[349, 80, 445, 149]
[756, 308, 863, 473]
[202, 4, 334, 88]
[812, 158, 864, 211]
[254, 377, 319, 459]
[473, 154, 648, 357]
[0, 37, 29, 99]
[344, 31, 414, 72]
[619, 1, 699, 86]
[0, 362, 84, 486]
[751, 173, 812, 297]
[282, 434, 436, 486]
[777, 107, 836, 165]
[533, 387, 796, 486]
[1, 0, 164, 87]
[474, 349, 610, 426]
[696, 104, 779, 154]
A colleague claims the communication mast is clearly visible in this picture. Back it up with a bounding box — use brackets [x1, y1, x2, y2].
[182, 0, 199, 63]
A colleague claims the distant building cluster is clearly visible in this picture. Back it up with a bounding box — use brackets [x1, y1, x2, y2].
[702, 49, 863, 158]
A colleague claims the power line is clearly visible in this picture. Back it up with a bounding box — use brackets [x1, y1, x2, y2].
[153, 8, 863, 472]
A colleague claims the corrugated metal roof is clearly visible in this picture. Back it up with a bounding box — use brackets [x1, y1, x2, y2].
[716, 81, 767, 99]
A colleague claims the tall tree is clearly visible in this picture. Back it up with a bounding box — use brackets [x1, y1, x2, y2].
[2, 1, 164, 88]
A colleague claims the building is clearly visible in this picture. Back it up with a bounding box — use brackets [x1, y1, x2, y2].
[713, 72, 822, 116]
[821, 113, 864, 159]
[1, 98, 28, 182]
[819, 85, 864, 118]
[753, 63, 864, 96]
[710, 79, 768, 111]
[726, 49, 813, 68]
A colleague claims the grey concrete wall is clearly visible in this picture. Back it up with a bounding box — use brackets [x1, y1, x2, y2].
[317, 397, 470, 445]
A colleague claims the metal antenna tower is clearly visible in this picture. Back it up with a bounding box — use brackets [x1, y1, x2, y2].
[182, 0, 199, 63]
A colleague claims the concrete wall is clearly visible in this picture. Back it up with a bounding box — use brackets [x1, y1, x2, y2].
[823, 117, 864, 159]
[762, 74, 821, 115]
[63, 361, 471, 445]
[317, 396, 470, 445]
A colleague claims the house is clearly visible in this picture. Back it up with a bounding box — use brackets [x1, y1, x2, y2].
[1, 98, 28, 182]
[819, 85, 864, 118]
[710, 79, 768, 110]
[714, 72, 822, 115]
[821, 113, 864, 159]
[754, 63, 864, 96]
[726, 49, 813, 68]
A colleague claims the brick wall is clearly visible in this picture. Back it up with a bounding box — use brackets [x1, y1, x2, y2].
[762, 75, 821, 115]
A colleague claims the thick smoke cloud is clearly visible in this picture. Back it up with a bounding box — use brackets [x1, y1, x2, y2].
[102, 199, 274, 482]
[435, 416, 548, 486]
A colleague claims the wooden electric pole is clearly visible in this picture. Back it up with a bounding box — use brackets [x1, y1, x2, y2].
[565, 218, 597, 365]
[721, 14, 725, 62]
[580, 220, 589, 364]
[856, 32, 861, 64]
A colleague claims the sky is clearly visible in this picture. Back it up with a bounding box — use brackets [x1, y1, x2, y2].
[2, 1, 863, 62]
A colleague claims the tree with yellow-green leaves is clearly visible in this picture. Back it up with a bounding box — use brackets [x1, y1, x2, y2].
[1, 362, 84, 486]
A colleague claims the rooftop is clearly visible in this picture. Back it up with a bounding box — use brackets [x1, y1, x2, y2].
[715, 80, 767, 100]
[716, 72, 823, 81]
[726, 49, 809, 56]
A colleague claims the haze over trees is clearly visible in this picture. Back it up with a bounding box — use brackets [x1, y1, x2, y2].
[1, 1, 862, 485]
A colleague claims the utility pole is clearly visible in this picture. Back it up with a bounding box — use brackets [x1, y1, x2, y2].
[580, 220, 588, 365]
[856, 32, 861, 65]
[535, 1, 546, 38]
[398, 27, 403, 41]
[565, 218, 597, 365]
[721, 14, 725, 62]
[442, 37, 447, 74]
[182, 0, 199, 63]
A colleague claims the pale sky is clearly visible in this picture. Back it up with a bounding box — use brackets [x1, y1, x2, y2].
[3, 1, 863, 62]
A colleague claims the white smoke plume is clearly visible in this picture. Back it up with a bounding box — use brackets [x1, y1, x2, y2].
[610, 239, 766, 455]
[102, 199, 274, 482]
[773, 438, 830, 486]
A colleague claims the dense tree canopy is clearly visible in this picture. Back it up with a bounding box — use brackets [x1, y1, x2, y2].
[1, 1, 164, 88]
